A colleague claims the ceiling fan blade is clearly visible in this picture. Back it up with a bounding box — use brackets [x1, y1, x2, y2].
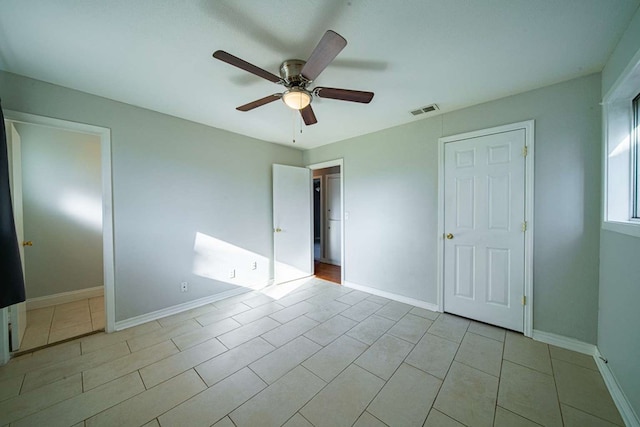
[300, 105, 318, 125]
[301, 30, 347, 81]
[315, 87, 374, 103]
[213, 50, 281, 83]
[237, 94, 282, 111]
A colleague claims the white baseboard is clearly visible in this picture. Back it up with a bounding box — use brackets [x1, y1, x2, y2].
[342, 280, 440, 312]
[595, 348, 640, 427]
[26, 286, 104, 310]
[531, 329, 597, 355]
[114, 287, 251, 331]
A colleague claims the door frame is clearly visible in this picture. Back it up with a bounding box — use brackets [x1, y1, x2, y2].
[437, 120, 534, 337]
[307, 159, 344, 284]
[4, 110, 116, 334]
[324, 172, 341, 266]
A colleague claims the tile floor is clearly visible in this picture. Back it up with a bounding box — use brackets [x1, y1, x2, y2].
[0, 279, 624, 427]
[19, 296, 105, 351]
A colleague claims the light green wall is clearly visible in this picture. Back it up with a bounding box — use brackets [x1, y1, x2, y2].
[16, 124, 103, 298]
[305, 73, 602, 344]
[0, 70, 303, 321]
[599, 5, 640, 417]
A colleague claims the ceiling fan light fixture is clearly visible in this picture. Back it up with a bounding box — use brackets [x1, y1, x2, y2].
[282, 88, 311, 110]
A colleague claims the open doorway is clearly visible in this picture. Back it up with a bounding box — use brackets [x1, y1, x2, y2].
[310, 162, 342, 284]
[2, 111, 114, 359]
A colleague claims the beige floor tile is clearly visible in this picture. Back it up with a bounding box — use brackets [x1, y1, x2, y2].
[301, 364, 384, 427]
[304, 300, 350, 322]
[243, 293, 277, 308]
[80, 321, 162, 354]
[494, 406, 542, 426]
[427, 314, 470, 343]
[0, 341, 81, 381]
[375, 301, 413, 321]
[48, 321, 93, 343]
[22, 341, 130, 392]
[195, 302, 251, 326]
[0, 374, 82, 425]
[126, 319, 201, 352]
[273, 287, 321, 307]
[19, 326, 50, 351]
[423, 409, 465, 426]
[262, 315, 319, 347]
[355, 334, 414, 380]
[368, 363, 441, 426]
[561, 403, 622, 427]
[13, 371, 145, 427]
[51, 305, 92, 330]
[159, 368, 266, 427]
[503, 331, 552, 374]
[353, 412, 387, 426]
[365, 295, 391, 305]
[454, 332, 503, 376]
[335, 290, 370, 305]
[212, 417, 235, 427]
[388, 313, 433, 343]
[26, 306, 54, 327]
[550, 345, 598, 370]
[231, 366, 326, 427]
[213, 291, 259, 308]
[468, 321, 506, 342]
[304, 315, 358, 346]
[171, 317, 240, 351]
[409, 306, 440, 321]
[305, 290, 342, 307]
[232, 302, 285, 325]
[91, 310, 105, 330]
[553, 358, 624, 425]
[250, 336, 321, 384]
[142, 419, 160, 427]
[85, 370, 206, 427]
[283, 413, 315, 427]
[196, 337, 275, 386]
[433, 362, 498, 427]
[217, 316, 280, 348]
[269, 301, 315, 323]
[157, 304, 219, 327]
[0, 374, 23, 402]
[303, 334, 368, 382]
[497, 360, 562, 426]
[83, 340, 178, 390]
[89, 296, 104, 313]
[341, 300, 384, 322]
[140, 337, 227, 388]
[346, 315, 396, 345]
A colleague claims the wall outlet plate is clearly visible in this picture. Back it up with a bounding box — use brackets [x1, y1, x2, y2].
[180, 282, 188, 292]
[229, 269, 236, 279]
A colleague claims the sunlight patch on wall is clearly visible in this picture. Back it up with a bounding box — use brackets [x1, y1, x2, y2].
[193, 232, 269, 290]
[609, 134, 630, 158]
[59, 192, 103, 231]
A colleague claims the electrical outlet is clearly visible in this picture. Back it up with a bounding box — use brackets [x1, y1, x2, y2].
[251, 261, 257, 270]
[180, 282, 188, 292]
[229, 269, 236, 279]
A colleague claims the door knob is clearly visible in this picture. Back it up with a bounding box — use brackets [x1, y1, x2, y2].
[274, 228, 282, 233]
[446, 233, 454, 240]
[23, 241, 33, 246]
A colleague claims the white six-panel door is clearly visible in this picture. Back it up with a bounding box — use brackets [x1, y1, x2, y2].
[443, 129, 526, 331]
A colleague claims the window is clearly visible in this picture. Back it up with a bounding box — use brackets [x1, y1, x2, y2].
[602, 58, 640, 237]
[633, 92, 640, 219]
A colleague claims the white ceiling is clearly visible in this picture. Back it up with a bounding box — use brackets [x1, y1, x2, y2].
[1, 1, 638, 149]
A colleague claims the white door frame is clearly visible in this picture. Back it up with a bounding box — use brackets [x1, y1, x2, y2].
[437, 120, 535, 337]
[4, 110, 116, 334]
[307, 159, 344, 284]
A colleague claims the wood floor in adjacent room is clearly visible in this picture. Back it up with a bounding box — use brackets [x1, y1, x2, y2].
[0, 279, 624, 426]
[314, 261, 341, 284]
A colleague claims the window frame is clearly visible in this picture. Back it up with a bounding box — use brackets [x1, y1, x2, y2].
[633, 92, 640, 219]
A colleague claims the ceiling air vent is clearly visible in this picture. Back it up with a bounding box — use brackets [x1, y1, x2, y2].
[410, 104, 439, 116]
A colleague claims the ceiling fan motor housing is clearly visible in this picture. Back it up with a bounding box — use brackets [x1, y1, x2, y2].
[280, 59, 309, 87]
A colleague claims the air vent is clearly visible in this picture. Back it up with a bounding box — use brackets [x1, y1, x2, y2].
[410, 104, 439, 116]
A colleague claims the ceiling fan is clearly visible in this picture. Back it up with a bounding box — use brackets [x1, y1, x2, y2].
[213, 30, 374, 126]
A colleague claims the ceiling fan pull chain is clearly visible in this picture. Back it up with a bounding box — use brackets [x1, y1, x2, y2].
[292, 109, 296, 143]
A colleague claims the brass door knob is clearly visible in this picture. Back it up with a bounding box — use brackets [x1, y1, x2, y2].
[446, 233, 454, 240]
[274, 228, 282, 233]
[23, 241, 33, 246]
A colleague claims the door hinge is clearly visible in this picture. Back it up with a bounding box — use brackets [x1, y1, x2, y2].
[522, 296, 526, 305]
[522, 146, 528, 157]
[521, 221, 527, 232]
